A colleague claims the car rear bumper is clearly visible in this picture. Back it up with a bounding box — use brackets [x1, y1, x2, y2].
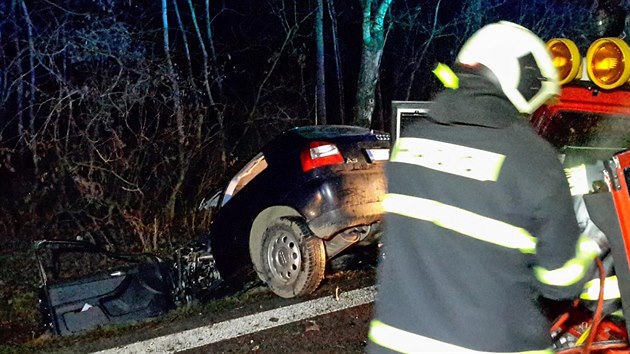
[307, 201, 384, 239]
[300, 165, 386, 239]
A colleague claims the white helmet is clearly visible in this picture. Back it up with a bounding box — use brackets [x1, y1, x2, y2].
[456, 21, 560, 114]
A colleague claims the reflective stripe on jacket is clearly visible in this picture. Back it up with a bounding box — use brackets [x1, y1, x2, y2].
[369, 320, 553, 354]
[581, 275, 621, 300]
[387, 138, 600, 288]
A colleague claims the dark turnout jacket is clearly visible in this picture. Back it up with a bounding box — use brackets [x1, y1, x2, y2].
[369, 75, 599, 353]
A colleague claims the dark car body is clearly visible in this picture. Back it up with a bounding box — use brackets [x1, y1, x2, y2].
[204, 125, 390, 298]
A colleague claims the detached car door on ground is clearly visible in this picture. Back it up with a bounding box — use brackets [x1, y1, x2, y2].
[36, 240, 175, 336]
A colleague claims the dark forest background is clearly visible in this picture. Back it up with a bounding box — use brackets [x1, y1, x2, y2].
[0, 0, 604, 253]
[0, 0, 625, 343]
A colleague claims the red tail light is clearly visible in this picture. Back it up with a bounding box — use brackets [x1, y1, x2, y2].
[300, 141, 344, 172]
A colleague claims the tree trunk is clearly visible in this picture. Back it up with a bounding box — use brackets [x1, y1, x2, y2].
[354, 46, 383, 127]
[190, 0, 227, 172]
[10, 2, 24, 140]
[205, 0, 223, 98]
[186, 0, 228, 182]
[19, 0, 38, 177]
[162, 0, 189, 227]
[353, 0, 392, 128]
[327, 0, 345, 124]
[402, 0, 441, 100]
[172, 0, 196, 84]
[186, 0, 216, 108]
[315, 0, 326, 125]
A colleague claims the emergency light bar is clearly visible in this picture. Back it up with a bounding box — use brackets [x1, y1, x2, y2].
[547, 37, 630, 90]
[547, 38, 582, 85]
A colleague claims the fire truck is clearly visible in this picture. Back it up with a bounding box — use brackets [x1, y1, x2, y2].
[390, 36, 630, 353]
[534, 36, 630, 354]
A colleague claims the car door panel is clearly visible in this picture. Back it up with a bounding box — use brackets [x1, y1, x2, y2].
[35, 240, 175, 335]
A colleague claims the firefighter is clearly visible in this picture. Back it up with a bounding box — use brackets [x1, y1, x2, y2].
[369, 21, 601, 353]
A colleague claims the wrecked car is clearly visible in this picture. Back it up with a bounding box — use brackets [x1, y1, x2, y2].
[35, 124, 389, 335]
[200, 125, 390, 298]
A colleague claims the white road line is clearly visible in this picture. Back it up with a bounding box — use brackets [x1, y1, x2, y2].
[93, 286, 376, 354]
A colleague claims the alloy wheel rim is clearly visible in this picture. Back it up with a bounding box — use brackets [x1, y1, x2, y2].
[266, 229, 302, 283]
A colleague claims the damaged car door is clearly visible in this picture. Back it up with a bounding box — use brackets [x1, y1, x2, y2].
[35, 240, 175, 335]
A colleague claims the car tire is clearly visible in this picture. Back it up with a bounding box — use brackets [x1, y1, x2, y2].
[254, 217, 325, 298]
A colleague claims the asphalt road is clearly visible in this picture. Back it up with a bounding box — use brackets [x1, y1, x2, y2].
[40, 247, 379, 354]
[96, 286, 376, 353]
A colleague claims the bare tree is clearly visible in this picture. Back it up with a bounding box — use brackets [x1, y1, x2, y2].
[315, 0, 326, 125]
[18, 0, 38, 176]
[246, 3, 314, 123]
[205, 0, 223, 98]
[162, 0, 189, 229]
[515, 0, 592, 45]
[400, 1, 441, 101]
[172, 0, 197, 89]
[353, 0, 393, 127]
[185, 0, 228, 173]
[327, 0, 345, 124]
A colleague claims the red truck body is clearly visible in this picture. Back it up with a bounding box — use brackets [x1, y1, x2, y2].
[531, 45, 630, 351]
[532, 85, 630, 352]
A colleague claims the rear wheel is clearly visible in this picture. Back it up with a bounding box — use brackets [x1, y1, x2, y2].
[253, 218, 325, 298]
